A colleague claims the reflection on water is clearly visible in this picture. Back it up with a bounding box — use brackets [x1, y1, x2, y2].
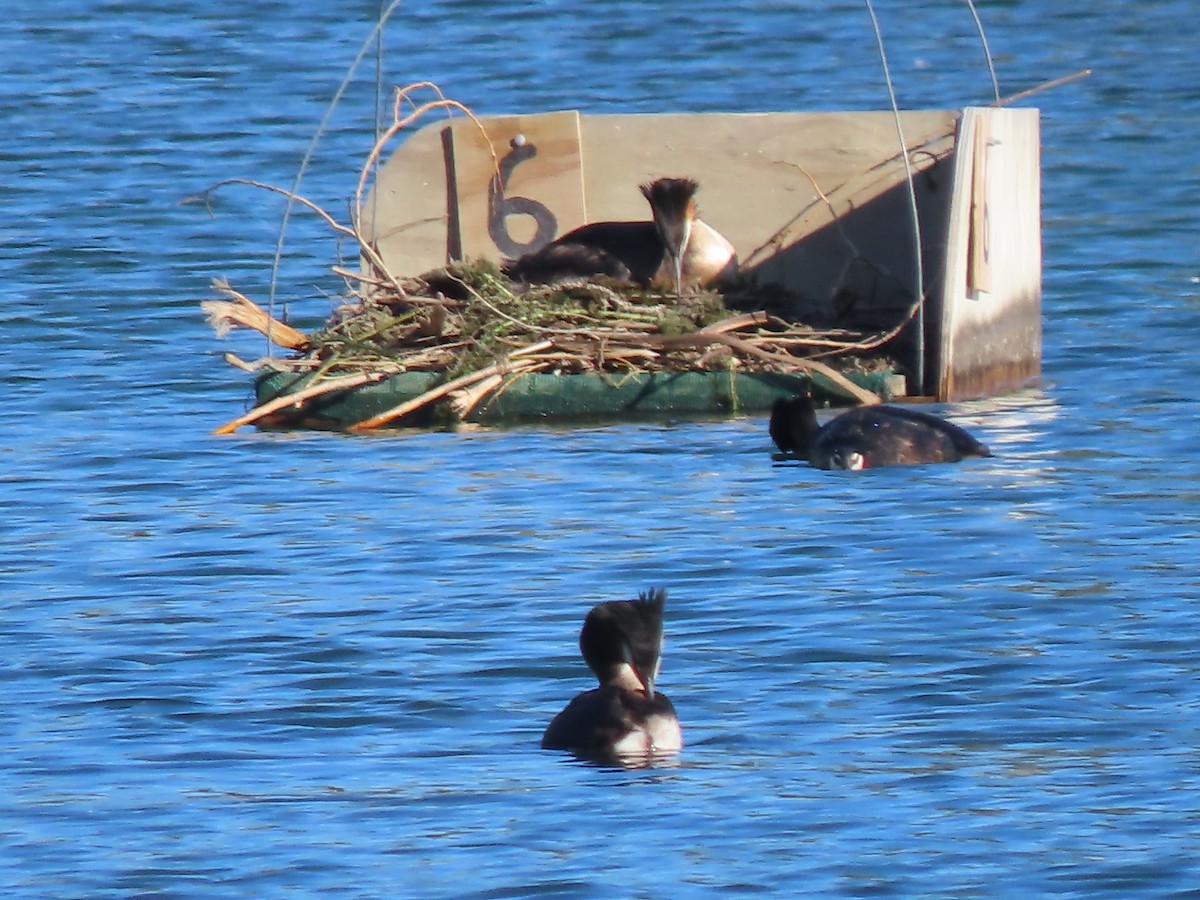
[3, 0, 1200, 896]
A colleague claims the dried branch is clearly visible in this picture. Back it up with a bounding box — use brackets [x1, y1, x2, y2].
[202, 279, 310, 350]
[213, 370, 393, 435]
[350, 341, 554, 431]
[992, 68, 1092, 107]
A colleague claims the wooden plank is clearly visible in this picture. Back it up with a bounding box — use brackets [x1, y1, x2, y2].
[968, 113, 993, 294]
[935, 107, 1041, 401]
[356, 118, 452, 269]
[441, 127, 462, 262]
[364, 110, 960, 300]
[578, 110, 958, 290]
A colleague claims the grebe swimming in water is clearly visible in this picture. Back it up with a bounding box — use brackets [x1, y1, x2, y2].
[769, 394, 991, 470]
[504, 177, 737, 294]
[542, 587, 682, 764]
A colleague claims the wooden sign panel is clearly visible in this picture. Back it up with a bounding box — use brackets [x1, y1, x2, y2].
[448, 111, 585, 260]
[365, 109, 961, 286]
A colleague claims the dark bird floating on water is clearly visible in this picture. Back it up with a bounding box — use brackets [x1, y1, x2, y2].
[542, 587, 682, 765]
[504, 177, 737, 294]
[769, 394, 992, 470]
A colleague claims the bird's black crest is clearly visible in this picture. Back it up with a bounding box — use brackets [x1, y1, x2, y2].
[635, 587, 668, 617]
[639, 178, 699, 223]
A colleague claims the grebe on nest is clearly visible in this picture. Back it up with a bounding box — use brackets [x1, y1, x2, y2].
[504, 177, 737, 294]
[769, 394, 992, 470]
[542, 587, 682, 764]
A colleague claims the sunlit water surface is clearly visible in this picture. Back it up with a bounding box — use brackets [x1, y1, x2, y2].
[3, 1, 1200, 896]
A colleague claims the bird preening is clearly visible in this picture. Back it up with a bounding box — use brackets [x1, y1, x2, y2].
[769, 394, 992, 470]
[542, 587, 682, 766]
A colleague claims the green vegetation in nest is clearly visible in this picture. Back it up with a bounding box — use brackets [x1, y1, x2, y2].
[308, 304, 419, 357]
[655, 291, 730, 335]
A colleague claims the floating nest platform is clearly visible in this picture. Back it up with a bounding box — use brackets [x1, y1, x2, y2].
[205, 258, 907, 434]
[196, 83, 926, 434]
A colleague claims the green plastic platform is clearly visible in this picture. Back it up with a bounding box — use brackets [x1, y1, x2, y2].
[253, 367, 904, 431]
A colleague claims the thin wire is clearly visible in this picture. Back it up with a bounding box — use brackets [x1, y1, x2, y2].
[863, 0, 925, 395]
[266, 0, 404, 356]
[372, 0, 386, 240]
[375, 2, 386, 145]
[964, 0, 1000, 103]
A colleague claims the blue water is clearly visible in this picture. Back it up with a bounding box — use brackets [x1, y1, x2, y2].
[3, 1, 1200, 896]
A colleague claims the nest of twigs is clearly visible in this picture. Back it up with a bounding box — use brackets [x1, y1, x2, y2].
[305, 257, 896, 380]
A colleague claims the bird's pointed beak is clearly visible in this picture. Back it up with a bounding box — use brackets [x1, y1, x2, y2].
[641, 671, 656, 700]
[635, 641, 663, 700]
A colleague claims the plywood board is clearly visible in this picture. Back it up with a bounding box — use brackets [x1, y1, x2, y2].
[356, 119, 452, 270]
[937, 107, 1042, 400]
[577, 110, 958, 273]
[447, 111, 585, 260]
[364, 109, 960, 285]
